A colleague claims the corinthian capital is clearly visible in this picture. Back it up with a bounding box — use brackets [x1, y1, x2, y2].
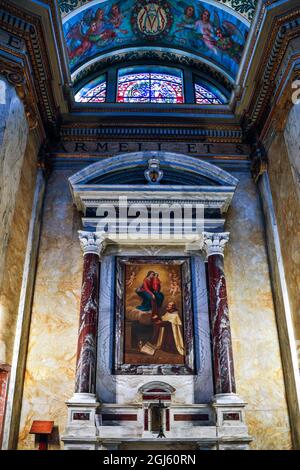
[203, 232, 230, 257]
[78, 231, 106, 257]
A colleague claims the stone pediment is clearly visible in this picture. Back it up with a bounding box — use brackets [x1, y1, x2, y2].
[69, 151, 238, 208]
[69, 151, 238, 220]
[69, 152, 238, 236]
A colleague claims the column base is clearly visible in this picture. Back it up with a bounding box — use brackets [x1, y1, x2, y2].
[62, 393, 100, 449]
[212, 393, 252, 450]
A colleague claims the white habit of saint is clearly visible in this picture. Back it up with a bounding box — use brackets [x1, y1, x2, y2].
[155, 309, 185, 356]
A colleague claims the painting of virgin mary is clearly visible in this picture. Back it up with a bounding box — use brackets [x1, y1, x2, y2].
[136, 271, 164, 314]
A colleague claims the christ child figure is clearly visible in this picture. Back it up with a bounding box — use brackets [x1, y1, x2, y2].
[152, 272, 161, 292]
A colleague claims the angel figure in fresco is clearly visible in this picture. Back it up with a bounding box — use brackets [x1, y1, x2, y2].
[174, 3, 217, 52]
[66, 7, 116, 62]
[93, 8, 117, 41]
[194, 9, 218, 55]
[196, 9, 246, 60]
[173, 2, 245, 61]
[67, 21, 109, 60]
[109, 3, 128, 35]
[176, 5, 196, 31]
[66, 21, 92, 59]
[215, 23, 246, 63]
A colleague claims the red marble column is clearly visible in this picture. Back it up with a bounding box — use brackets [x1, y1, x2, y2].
[75, 232, 105, 394]
[204, 232, 236, 395]
[0, 365, 10, 447]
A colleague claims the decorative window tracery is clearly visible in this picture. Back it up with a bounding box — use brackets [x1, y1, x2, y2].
[74, 67, 229, 105]
[194, 83, 223, 105]
[74, 74, 106, 102]
[116, 67, 184, 104]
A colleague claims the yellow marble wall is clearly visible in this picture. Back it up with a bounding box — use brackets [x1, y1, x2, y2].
[17, 168, 292, 449]
[0, 131, 38, 365]
[17, 170, 82, 450]
[267, 132, 300, 345]
[225, 173, 292, 450]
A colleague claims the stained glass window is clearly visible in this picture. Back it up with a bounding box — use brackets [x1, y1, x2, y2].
[117, 67, 184, 104]
[194, 82, 226, 105]
[74, 75, 106, 103]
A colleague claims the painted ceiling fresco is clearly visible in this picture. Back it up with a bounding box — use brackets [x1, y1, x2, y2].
[59, 0, 258, 22]
[62, 1, 250, 80]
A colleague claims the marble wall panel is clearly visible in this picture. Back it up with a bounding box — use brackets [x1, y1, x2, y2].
[0, 78, 28, 298]
[267, 132, 300, 345]
[225, 172, 292, 450]
[284, 104, 300, 200]
[18, 170, 83, 450]
[0, 132, 39, 366]
[0, 78, 29, 363]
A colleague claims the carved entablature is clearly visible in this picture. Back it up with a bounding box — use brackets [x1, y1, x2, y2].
[261, 40, 300, 142]
[68, 151, 239, 249]
[237, 4, 300, 138]
[0, 0, 63, 132]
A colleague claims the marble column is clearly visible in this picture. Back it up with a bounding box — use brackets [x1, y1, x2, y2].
[203, 232, 236, 395]
[75, 231, 105, 394]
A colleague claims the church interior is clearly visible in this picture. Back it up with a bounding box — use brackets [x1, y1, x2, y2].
[0, 0, 300, 450]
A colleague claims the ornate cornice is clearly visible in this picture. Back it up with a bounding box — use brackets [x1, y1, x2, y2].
[0, 54, 38, 130]
[71, 104, 234, 117]
[0, 1, 59, 129]
[260, 48, 300, 144]
[242, 7, 300, 134]
[216, 0, 257, 22]
[59, 124, 244, 143]
[237, 1, 280, 92]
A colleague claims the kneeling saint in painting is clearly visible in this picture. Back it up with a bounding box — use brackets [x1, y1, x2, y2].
[149, 301, 185, 356]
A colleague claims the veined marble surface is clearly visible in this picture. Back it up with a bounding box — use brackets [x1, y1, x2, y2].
[284, 104, 300, 201]
[0, 79, 28, 363]
[18, 170, 83, 449]
[268, 132, 300, 345]
[0, 132, 38, 365]
[225, 172, 292, 450]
